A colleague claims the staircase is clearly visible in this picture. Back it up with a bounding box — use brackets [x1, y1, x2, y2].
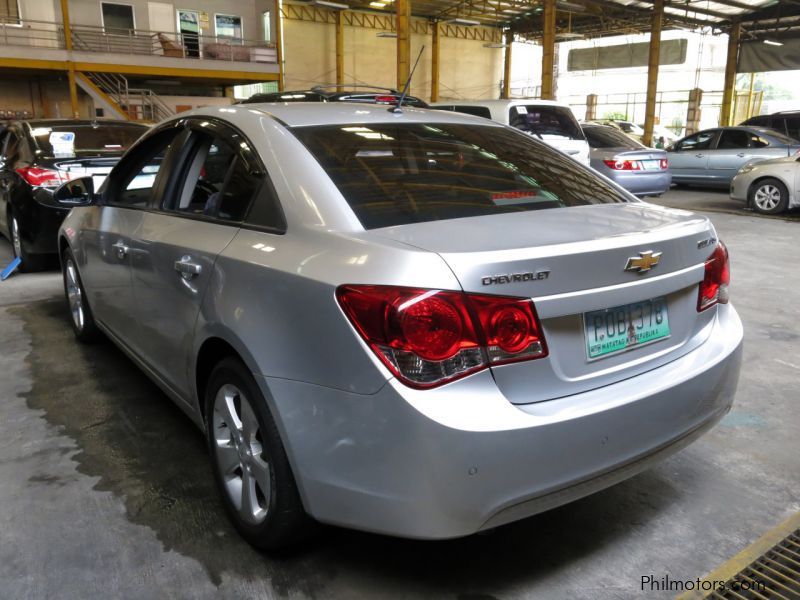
[76, 71, 173, 123]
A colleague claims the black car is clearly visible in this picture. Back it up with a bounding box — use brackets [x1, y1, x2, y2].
[741, 111, 800, 141]
[0, 119, 148, 271]
[239, 85, 430, 108]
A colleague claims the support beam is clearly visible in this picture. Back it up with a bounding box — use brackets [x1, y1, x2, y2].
[431, 20, 440, 102]
[396, 0, 411, 89]
[335, 10, 344, 86]
[60, 0, 80, 118]
[720, 22, 740, 127]
[540, 0, 556, 100]
[502, 29, 512, 99]
[275, 0, 285, 91]
[642, 0, 663, 148]
[60, 0, 72, 51]
[67, 68, 80, 119]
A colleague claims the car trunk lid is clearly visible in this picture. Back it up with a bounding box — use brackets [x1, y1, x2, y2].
[374, 202, 719, 403]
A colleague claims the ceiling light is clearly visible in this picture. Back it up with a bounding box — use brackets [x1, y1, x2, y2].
[447, 18, 481, 26]
[555, 1, 586, 12]
[369, 1, 386, 6]
[483, 42, 507, 48]
[763, 39, 783, 46]
[314, 0, 348, 9]
[555, 32, 585, 40]
[376, 31, 397, 38]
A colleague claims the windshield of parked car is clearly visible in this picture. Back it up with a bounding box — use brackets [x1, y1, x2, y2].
[508, 105, 585, 141]
[30, 124, 147, 158]
[292, 123, 628, 229]
[583, 126, 644, 149]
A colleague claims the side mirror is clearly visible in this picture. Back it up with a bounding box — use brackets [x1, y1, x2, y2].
[53, 176, 96, 206]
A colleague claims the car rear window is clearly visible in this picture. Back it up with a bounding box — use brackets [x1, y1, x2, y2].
[292, 123, 628, 229]
[30, 123, 147, 157]
[583, 126, 644, 149]
[448, 105, 493, 119]
[508, 105, 585, 141]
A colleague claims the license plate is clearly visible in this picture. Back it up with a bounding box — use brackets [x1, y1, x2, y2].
[642, 160, 661, 170]
[584, 297, 670, 359]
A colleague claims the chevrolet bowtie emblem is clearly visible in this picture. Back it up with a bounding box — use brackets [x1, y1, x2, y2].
[625, 250, 662, 273]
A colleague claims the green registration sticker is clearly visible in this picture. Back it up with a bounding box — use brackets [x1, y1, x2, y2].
[584, 297, 670, 359]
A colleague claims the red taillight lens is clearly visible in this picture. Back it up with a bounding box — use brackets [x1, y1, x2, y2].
[660, 158, 668, 169]
[603, 159, 640, 171]
[336, 285, 547, 388]
[15, 166, 68, 187]
[697, 242, 730, 312]
[373, 95, 399, 104]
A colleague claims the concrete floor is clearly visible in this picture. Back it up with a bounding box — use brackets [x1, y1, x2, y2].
[0, 188, 798, 599]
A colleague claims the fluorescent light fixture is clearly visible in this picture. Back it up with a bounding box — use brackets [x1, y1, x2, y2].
[369, 1, 386, 6]
[314, 0, 348, 9]
[447, 18, 480, 26]
[483, 42, 507, 48]
[555, 1, 586, 12]
[376, 31, 397, 38]
[555, 32, 585, 40]
[763, 39, 783, 46]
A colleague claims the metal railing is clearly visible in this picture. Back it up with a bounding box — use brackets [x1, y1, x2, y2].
[0, 16, 277, 63]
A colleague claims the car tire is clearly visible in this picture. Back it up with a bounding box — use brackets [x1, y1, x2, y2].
[9, 211, 46, 272]
[205, 357, 315, 551]
[61, 248, 101, 343]
[749, 178, 789, 215]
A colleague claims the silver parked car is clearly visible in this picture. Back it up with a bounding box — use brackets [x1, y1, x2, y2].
[730, 155, 800, 214]
[582, 123, 671, 197]
[668, 126, 800, 187]
[57, 104, 743, 550]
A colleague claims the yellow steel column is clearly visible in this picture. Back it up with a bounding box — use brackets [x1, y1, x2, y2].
[396, 0, 411, 89]
[431, 20, 440, 102]
[720, 22, 740, 126]
[335, 11, 345, 86]
[540, 0, 556, 100]
[642, 0, 664, 147]
[60, 0, 80, 118]
[502, 29, 513, 99]
[275, 0, 285, 91]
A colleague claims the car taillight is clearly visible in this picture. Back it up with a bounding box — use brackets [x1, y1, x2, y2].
[660, 158, 668, 169]
[697, 242, 730, 312]
[336, 285, 547, 388]
[15, 166, 69, 187]
[603, 159, 641, 171]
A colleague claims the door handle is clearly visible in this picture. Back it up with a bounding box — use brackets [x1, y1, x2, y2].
[736, 152, 746, 157]
[111, 241, 129, 259]
[174, 256, 202, 280]
[695, 153, 705, 158]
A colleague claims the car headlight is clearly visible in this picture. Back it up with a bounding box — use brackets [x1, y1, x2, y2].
[738, 164, 756, 175]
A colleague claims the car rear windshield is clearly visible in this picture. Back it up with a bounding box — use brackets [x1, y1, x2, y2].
[30, 123, 147, 157]
[292, 123, 628, 229]
[508, 105, 585, 141]
[583, 126, 644, 149]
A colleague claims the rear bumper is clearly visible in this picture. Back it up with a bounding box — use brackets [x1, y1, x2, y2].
[600, 169, 672, 196]
[259, 303, 743, 539]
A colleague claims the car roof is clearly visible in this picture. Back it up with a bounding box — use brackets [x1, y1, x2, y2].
[17, 119, 148, 127]
[206, 102, 505, 128]
[430, 98, 571, 109]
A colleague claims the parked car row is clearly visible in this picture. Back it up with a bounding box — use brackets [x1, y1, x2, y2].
[0, 91, 744, 551]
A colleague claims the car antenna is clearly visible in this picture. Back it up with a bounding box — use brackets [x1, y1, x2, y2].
[390, 45, 425, 114]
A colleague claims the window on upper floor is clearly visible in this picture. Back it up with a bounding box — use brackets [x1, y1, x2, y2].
[0, 0, 20, 26]
[101, 2, 135, 35]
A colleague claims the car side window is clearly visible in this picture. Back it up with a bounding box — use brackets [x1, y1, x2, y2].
[169, 131, 262, 223]
[677, 131, 715, 151]
[749, 134, 770, 148]
[107, 128, 182, 208]
[785, 118, 800, 141]
[716, 130, 749, 149]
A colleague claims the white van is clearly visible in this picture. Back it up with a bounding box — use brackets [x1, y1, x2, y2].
[431, 99, 591, 166]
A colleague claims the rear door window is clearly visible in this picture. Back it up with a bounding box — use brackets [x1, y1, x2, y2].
[716, 130, 750, 149]
[508, 105, 584, 141]
[292, 123, 628, 230]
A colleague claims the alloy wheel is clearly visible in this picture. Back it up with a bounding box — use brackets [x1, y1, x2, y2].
[64, 258, 85, 332]
[212, 384, 271, 525]
[753, 184, 782, 211]
[11, 216, 22, 258]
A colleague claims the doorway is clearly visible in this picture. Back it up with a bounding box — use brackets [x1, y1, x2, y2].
[177, 9, 200, 58]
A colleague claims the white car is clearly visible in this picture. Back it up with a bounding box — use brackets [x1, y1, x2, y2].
[431, 99, 591, 166]
[730, 155, 800, 214]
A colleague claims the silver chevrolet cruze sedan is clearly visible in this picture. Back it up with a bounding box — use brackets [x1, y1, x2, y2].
[57, 104, 743, 549]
